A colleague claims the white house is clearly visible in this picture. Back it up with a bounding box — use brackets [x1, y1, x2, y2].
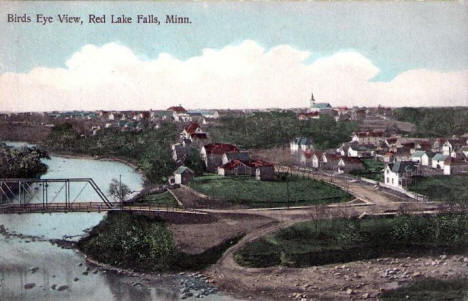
[432, 153, 448, 169]
[290, 137, 314, 152]
[311, 152, 323, 169]
[443, 158, 468, 175]
[174, 166, 194, 185]
[337, 157, 364, 173]
[347, 144, 374, 158]
[384, 161, 418, 189]
[411, 151, 431, 166]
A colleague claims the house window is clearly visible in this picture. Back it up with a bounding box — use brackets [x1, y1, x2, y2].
[391, 178, 394, 184]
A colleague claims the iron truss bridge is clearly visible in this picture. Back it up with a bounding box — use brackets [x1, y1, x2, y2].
[0, 178, 204, 215]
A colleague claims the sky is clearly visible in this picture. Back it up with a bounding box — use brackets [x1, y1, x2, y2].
[0, 1, 467, 111]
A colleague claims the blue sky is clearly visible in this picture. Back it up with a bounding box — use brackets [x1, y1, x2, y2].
[1, 1, 467, 81]
[0, 1, 467, 111]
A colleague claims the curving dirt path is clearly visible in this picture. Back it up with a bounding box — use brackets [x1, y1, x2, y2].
[197, 172, 454, 300]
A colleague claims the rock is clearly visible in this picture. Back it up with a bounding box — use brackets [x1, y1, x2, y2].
[362, 293, 370, 299]
[82, 271, 88, 275]
[93, 270, 98, 274]
[57, 285, 69, 291]
[440, 255, 447, 260]
[346, 289, 354, 295]
[73, 277, 79, 282]
[412, 272, 422, 277]
[51, 284, 57, 290]
[24, 283, 36, 290]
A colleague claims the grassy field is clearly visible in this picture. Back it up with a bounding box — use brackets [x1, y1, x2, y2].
[409, 175, 468, 203]
[234, 214, 468, 268]
[188, 175, 351, 208]
[380, 278, 468, 301]
[136, 191, 178, 207]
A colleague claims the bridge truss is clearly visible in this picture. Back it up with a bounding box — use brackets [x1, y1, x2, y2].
[0, 178, 113, 208]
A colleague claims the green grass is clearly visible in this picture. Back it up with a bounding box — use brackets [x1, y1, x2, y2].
[188, 174, 351, 208]
[350, 158, 384, 182]
[409, 175, 468, 203]
[234, 214, 468, 268]
[380, 278, 468, 301]
[137, 191, 178, 207]
[78, 212, 242, 272]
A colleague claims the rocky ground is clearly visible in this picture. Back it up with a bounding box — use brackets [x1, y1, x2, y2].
[206, 254, 468, 301]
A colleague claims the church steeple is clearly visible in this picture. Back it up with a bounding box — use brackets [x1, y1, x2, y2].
[310, 92, 315, 108]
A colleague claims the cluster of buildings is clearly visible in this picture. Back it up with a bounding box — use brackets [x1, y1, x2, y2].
[171, 122, 275, 184]
[295, 94, 393, 122]
[292, 129, 468, 190]
[0, 106, 220, 135]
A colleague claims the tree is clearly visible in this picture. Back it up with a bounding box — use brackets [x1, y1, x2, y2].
[108, 178, 132, 201]
[184, 147, 204, 176]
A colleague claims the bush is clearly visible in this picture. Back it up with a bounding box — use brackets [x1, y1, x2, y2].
[79, 212, 178, 271]
[234, 214, 468, 268]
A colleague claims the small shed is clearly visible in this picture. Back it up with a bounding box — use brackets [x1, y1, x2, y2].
[174, 166, 194, 185]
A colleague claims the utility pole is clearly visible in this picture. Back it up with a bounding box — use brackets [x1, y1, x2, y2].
[119, 174, 123, 210]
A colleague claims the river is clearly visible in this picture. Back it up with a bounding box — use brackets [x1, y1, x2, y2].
[0, 142, 241, 301]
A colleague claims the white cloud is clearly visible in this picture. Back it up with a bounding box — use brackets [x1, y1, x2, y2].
[0, 40, 467, 112]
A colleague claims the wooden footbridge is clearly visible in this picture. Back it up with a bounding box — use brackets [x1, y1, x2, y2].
[0, 178, 203, 215]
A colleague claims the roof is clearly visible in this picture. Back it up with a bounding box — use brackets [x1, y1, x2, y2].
[411, 151, 426, 158]
[356, 131, 385, 138]
[175, 166, 194, 174]
[203, 143, 239, 155]
[191, 133, 207, 139]
[219, 160, 248, 170]
[432, 153, 448, 161]
[224, 152, 250, 161]
[303, 150, 313, 159]
[340, 157, 363, 164]
[312, 103, 332, 109]
[244, 160, 274, 168]
[292, 137, 314, 146]
[167, 106, 187, 113]
[184, 122, 201, 135]
[323, 153, 341, 161]
[388, 161, 417, 174]
[444, 158, 468, 166]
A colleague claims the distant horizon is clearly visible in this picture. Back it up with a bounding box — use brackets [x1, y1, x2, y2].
[3, 105, 468, 114]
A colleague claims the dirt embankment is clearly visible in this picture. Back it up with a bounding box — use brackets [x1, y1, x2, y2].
[168, 212, 276, 255]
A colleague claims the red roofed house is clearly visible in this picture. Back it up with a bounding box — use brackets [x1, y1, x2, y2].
[217, 159, 275, 180]
[167, 106, 187, 113]
[248, 160, 275, 180]
[182, 122, 207, 141]
[337, 157, 365, 173]
[351, 130, 385, 145]
[321, 153, 341, 170]
[168, 106, 190, 122]
[201, 143, 239, 172]
[218, 160, 252, 176]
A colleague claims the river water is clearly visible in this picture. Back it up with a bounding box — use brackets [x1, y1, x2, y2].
[0, 142, 241, 301]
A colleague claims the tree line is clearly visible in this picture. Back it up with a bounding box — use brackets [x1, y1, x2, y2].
[209, 111, 358, 150]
